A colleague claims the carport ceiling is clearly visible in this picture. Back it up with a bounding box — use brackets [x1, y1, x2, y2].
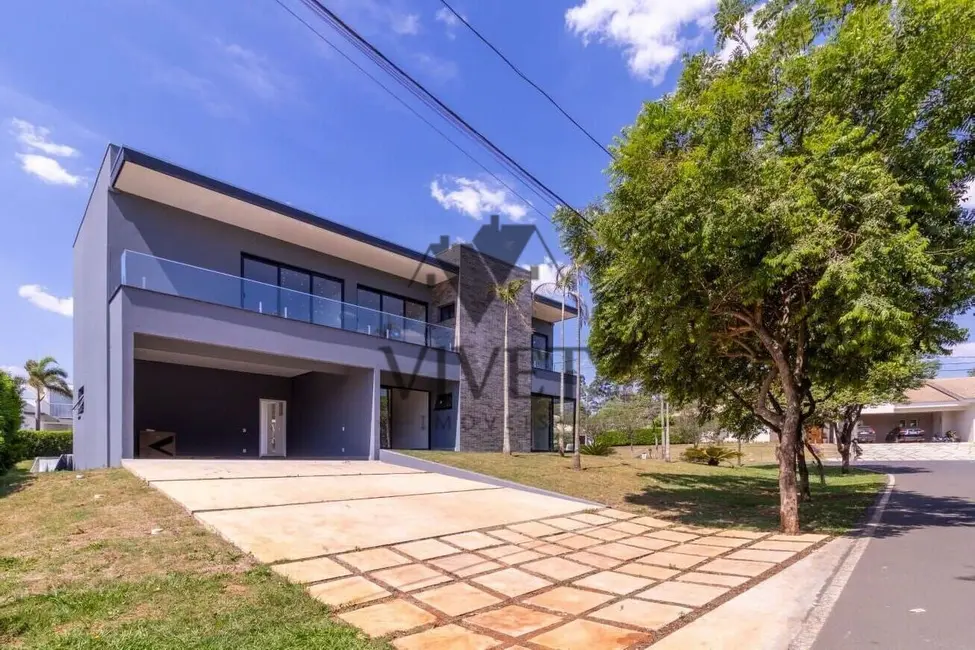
[134, 334, 352, 377]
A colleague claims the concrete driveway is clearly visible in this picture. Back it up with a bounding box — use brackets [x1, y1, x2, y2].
[126, 458, 827, 649]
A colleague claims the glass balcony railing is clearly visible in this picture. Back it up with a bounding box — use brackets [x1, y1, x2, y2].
[121, 250, 455, 351]
[531, 347, 576, 374]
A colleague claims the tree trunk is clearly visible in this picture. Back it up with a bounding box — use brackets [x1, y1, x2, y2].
[34, 387, 42, 431]
[558, 293, 566, 457]
[777, 408, 801, 534]
[502, 307, 511, 455]
[796, 442, 811, 501]
[572, 302, 582, 471]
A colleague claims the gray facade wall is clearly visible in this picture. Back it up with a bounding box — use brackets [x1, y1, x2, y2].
[134, 360, 292, 458]
[451, 245, 533, 452]
[72, 147, 117, 469]
[107, 191, 434, 308]
[531, 369, 578, 401]
[292, 369, 375, 458]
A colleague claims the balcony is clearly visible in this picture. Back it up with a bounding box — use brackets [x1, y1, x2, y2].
[120, 250, 454, 351]
[531, 348, 576, 375]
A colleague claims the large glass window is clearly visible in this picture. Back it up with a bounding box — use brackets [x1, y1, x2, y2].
[532, 332, 550, 370]
[532, 395, 553, 451]
[242, 257, 279, 315]
[280, 267, 311, 322]
[241, 255, 343, 326]
[404, 300, 427, 345]
[357, 286, 427, 344]
[312, 276, 343, 328]
[357, 288, 382, 335]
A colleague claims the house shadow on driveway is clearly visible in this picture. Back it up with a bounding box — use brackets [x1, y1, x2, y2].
[623, 465, 886, 534]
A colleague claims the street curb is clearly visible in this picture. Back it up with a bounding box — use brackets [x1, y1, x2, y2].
[788, 472, 896, 650]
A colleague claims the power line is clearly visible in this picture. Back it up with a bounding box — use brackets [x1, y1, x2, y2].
[271, 0, 550, 222]
[289, 0, 593, 228]
[437, 0, 615, 160]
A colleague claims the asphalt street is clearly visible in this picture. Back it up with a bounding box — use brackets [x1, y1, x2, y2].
[812, 461, 975, 650]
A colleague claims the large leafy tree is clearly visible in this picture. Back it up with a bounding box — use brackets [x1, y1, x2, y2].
[557, 0, 975, 533]
[24, 357, 71, 431]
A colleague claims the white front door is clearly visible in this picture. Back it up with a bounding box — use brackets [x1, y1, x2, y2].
[260, 399, 287, 457]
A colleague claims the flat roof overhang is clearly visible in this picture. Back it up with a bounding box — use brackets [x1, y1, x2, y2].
[863, 402, 968, 414]
[532, 293, 579, 323]
[110, 147, 457, 286]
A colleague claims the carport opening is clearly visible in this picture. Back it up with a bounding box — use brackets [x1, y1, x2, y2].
[378, 371, 459, 451]
[132, 336, 375, 460]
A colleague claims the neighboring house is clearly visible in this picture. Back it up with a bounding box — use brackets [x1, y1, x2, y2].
[860, 378, 975, 441]
[21, 390, 74, 431]
[72, 145, 578, 469]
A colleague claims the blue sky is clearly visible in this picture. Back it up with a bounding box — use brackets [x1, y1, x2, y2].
[0, 0, 972, 381]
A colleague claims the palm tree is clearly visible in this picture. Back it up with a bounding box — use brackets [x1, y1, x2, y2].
[24, 357, 71, 430]
[492, 278, 528, 454]
[555, 264, 578, 458]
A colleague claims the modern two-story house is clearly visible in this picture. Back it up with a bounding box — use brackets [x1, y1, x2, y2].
[72, 146, 578, 469]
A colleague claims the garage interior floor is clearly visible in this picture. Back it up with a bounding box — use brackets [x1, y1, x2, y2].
[124, 458, 827, 649]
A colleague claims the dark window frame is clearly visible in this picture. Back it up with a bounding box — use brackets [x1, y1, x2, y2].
[240, 253, 346, 321]
[358, 284, 429, 324]
[438, 303, 456, 323]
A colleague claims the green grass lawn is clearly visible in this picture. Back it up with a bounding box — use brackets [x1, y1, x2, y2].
[0, 462, 386, 650]
[405, 445, 882, 534]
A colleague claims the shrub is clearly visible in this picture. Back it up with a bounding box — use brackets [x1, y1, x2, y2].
[596, 426, 698, 447]
[14, 429, 73, 459]
[0, 371, 22, 473]
[580, 438, 613, 456]
[682, 445, 742, 467]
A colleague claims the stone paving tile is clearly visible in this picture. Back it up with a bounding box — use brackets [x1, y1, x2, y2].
[751, 539, 812, 552]
[465, 604, 563, 637]
[728, 548, 796, 563]
[455, 560, 504, 578]
[597, 508, 637, 520]
[669, 543, 727, 558]
[647, 529, 699, 543]
[429, 553, 502, 577]
[522, 557, 594, 581]
[543, 531, 579, 543]
[616, 562, 679, 581]
[570, 513, 616, 526]
[508, 521, 563, 538]
[629, 515, 672, 528]
[697, 557, 775, 577]
[473, 567, 553, 598]
[637, 551, 706, 570]
[413, 582, 502, 617]
[551, 534, 601, 550]
[573, 570, 654, 595]
[523, 585, 615, 615]
[530, 619, 646, 650]
[566, 550, 624, 570]
[543, 516, 590, 531]
[371, 563, 451, 592]
[394, 539, 459, 561]
[488, 528, 534, 544]
[271, 557, 350, 584]
[307, 576, 389, 607]
[715, 529, 767, 540]
[337, 547, 409, 572]
[671, 525, 721, 535]
[676, 571, 750, 588]
[338, 598, 436, 637]
[480, 543, 523, 559]
[497, 549, 546, 566]
[441, 531, 505, 551]
[587, 541, 651, 561]
[637, 581, 728, 607]
[392, 623, 501, 650]
[693, 535, 751, 549]
[582, 527, 630, 542]
[768, 533, 829, 543]
[532, 543, 572, 556]
[607, 521, 651, 535]
[617, 535, 676, 552]
[590, 598, 690, 630]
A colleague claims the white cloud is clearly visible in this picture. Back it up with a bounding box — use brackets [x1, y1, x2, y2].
[18, 284, 73, 317]
[717, 3, 764, 62]
[413, 53, 459, 83]
[962, 180, 975, 210]
[9, 118, 78, 157]
[565, 0, 717, 82]
[220, 42, 295, 101]
[430, 176, 529, 221]
[948, 341, 975, 357]
[391, 12, 421, 35]
[1, 365, 25, 379]
[15, 153, 83, 186]
[435, 6, 460, 37]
